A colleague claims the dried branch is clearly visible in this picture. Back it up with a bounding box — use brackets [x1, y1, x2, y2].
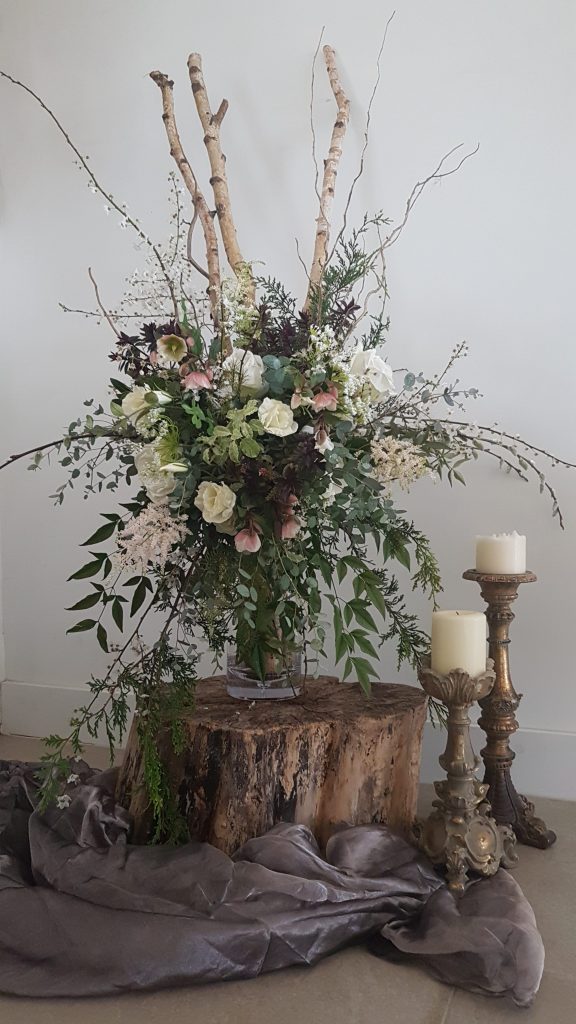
[187, 53, 254, 301]
[88, 267, 121, 338]
[0, 69, 179, 320]
[304, 45, 351, 312]
[150, 70, 221, 324]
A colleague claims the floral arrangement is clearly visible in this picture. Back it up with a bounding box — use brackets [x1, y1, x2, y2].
[1, 47, 573, 840]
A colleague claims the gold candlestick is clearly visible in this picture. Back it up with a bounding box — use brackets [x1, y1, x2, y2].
[415, 659, 516, 895]
[463, 569, 556, 848]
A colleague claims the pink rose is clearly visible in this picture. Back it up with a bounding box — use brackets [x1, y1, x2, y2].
[280, 516, 302, 540]
[234, 526, 261, 553]
[312, 385, 338, 412]
[183, 370, 213, 391]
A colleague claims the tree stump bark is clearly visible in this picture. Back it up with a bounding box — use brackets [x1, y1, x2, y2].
[117, 676, 427, 854]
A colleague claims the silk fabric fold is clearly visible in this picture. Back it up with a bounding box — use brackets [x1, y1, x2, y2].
[0, 760, 543, 1004]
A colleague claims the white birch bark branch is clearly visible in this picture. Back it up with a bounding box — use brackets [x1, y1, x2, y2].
[150, 70, 221, 324]
[304, 45, 350, 312]
[187, 53, 254, 302]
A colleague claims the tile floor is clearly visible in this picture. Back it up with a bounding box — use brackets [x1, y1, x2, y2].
[0, 733, 574, 1023]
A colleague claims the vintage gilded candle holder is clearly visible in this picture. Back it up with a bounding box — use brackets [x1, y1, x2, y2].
[463, 569, 557, 848]
[415, 657, 517, 895]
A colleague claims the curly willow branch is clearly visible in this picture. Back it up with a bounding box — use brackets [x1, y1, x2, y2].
[0, 70, 179, 319]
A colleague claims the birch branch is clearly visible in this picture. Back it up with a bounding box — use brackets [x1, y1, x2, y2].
[187, 53, 254, 302]
[150, 70, 221, 324]
[304, 45, 350, 312]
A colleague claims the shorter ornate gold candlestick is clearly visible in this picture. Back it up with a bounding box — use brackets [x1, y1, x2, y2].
[463, 570, 556, 848]
[415, 658, 517, 895]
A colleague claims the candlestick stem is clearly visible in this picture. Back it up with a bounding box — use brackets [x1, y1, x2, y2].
[415, 660, 516, 894]
[462, 570, 556, 848]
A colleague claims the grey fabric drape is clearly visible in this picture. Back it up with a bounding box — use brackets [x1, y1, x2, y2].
[0, 760, 543, 1005]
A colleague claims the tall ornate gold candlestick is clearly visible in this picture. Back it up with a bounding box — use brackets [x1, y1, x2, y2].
[415, 659, 516, 895]
[463, 569, 556, 848]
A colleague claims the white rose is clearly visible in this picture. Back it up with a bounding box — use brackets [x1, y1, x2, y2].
[134, 445, 176, 504]
[194, 481, 237, 524]
[121, 387, 151, 423]
[222, 347, 264, 392]
[349, 346, 396, 402]
[156, 334, 188, 366]
[121, 386, 171, 424]
[257, 397, 298, 437]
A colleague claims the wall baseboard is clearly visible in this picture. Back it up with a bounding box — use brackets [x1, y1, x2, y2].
[1, 679, 574, 801]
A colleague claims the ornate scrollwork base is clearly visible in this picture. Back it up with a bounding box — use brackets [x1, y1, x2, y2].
[415, 661, 517, 895]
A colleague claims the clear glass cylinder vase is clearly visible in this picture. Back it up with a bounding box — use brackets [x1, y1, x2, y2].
[226, 649, 303, 700]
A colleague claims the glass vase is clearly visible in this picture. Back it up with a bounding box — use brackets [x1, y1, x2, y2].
[226, 649, 303, 700]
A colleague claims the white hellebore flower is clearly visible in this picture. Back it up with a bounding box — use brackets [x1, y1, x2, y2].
[349, 346, 396, 403]
[315, 430, 334, 454]
[121, 385, 171, 424]
[194, 481, 237, 525]
[222, 347, 264, 392]
[134, 444, 177, 504]
[257, 397, 298, 437]
[156, 334, 188, 366]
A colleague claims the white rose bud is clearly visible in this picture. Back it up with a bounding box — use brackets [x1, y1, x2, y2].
[349, 346, 396, 403]
[257, 397, 298, 437]
[222, 347, 264, 392]
[194, 481, 237, 524]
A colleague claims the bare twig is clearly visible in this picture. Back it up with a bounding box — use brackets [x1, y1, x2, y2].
[0, 69, 179, 319]
[309, 26, 326, 204]
[150, 70, 221, 324]
[187, 53, 254, 301]
[88, 267, 121, 338]
[304, 45, 351, 312]
[295, 236, 311, 284]
[382, 143, 480, 251]
[186, 209, 210, 280]
[328, 13, 396, 266]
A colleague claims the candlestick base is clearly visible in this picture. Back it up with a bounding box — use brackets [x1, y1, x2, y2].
[414, 661, 517, 895]
[463, 569, 557, 849]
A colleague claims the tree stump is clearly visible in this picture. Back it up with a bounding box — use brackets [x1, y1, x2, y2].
[117, 676, 427, 854]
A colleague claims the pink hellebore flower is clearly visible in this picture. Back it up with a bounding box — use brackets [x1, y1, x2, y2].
[183, 369, 213, 391]
[312, 385, 338, 413]
[234, 526, 261, 553]
[281, 516, 302, 540]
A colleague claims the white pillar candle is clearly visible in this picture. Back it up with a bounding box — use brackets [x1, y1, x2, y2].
[475, 532, 526, 574]
[431, 610, 487, 677]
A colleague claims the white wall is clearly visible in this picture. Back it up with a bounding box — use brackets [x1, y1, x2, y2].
[0, 1, 574, 796]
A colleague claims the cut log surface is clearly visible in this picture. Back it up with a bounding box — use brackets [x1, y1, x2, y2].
[117, 676, 427, 853]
